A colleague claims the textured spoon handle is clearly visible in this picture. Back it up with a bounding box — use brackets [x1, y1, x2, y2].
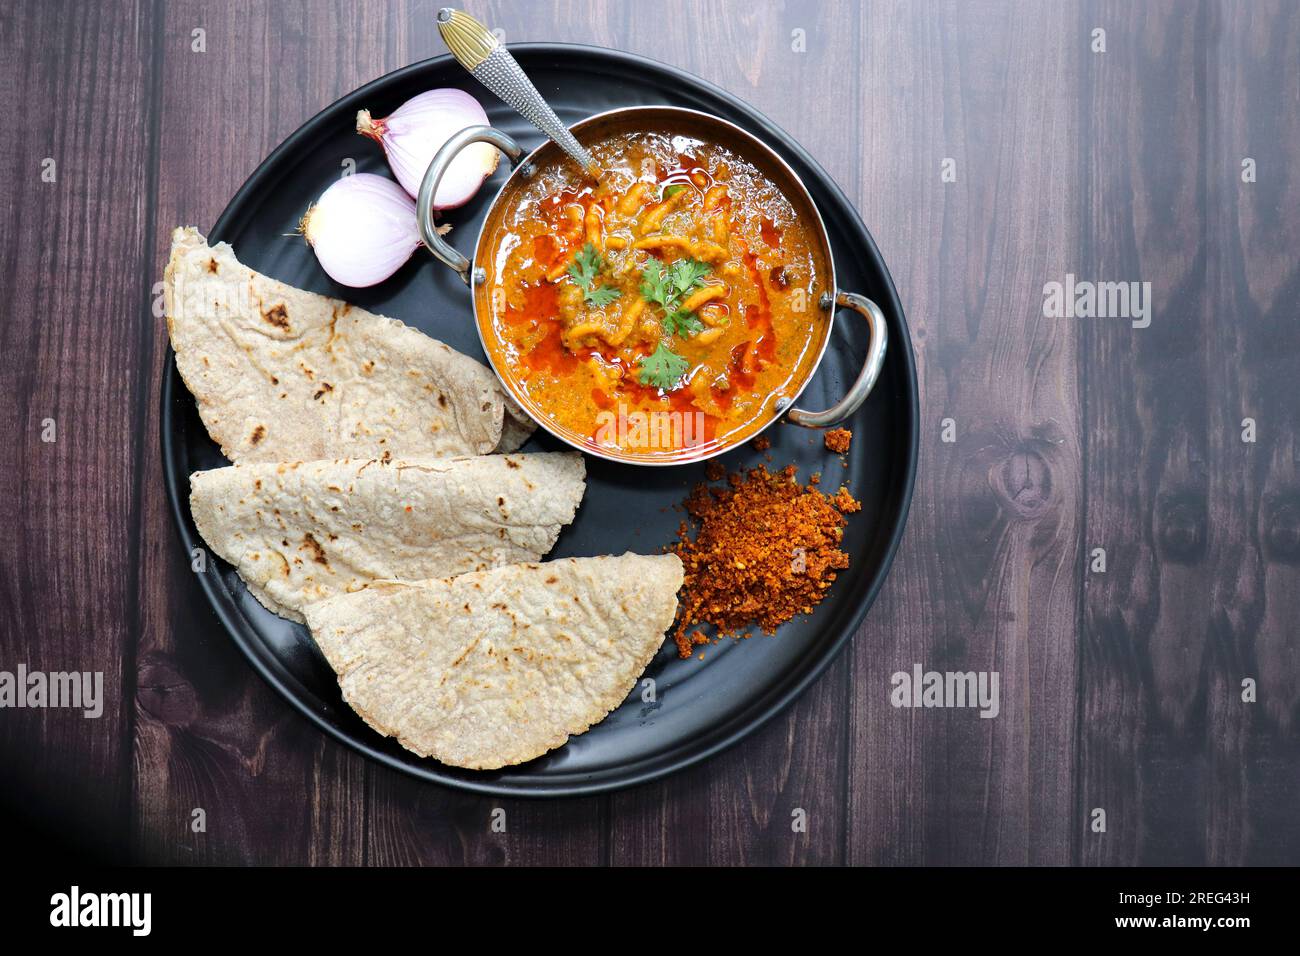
[437, 8, 602, 177]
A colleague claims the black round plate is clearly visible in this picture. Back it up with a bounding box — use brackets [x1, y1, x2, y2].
[161, 45, 919, 796]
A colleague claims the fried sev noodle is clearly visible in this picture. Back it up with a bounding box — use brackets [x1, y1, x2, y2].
[670, 462, 861, 658]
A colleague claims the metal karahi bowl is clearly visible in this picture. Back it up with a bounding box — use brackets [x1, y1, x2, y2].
[417, 105, 887, 466]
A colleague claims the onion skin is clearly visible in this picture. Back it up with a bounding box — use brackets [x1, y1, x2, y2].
[356, 89, 499, 208]
[301, 173, 421, 288]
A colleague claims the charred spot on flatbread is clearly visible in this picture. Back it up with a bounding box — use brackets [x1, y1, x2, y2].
[262, 303, 290, 329]
[302, 533, 330, 568]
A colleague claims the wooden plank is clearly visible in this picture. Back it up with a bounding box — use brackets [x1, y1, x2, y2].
[602, 0, 858, 865]
[846, 1, 1083, 865]
[0, 0, 154, 860]
[1075, 0, 1216, 864]
[1201, 0, 1300, 865]
[129, 0, 419, 865]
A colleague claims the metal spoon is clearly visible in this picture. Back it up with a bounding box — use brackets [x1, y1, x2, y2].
[436, 7, 603, 179]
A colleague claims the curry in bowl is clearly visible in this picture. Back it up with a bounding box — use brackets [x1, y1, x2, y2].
[473, 116, 832, 461]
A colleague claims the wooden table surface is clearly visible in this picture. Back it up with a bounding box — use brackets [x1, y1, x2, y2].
[2, 0, 1296, 866]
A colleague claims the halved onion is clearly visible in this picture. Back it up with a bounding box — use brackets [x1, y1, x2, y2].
[301, 173, 420, 287]
[357, 89, 499, 208]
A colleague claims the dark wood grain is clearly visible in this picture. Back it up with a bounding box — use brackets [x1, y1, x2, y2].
[0, 0, 155, 860]
[1074, 0, 1300, 866]
[1203, 0, 1300, 864]
[1196, 0, 1300, 868]
[1076, 0, 1212, 866]
[845, 0, 1083, 865]
[1, 0, 1296, 866]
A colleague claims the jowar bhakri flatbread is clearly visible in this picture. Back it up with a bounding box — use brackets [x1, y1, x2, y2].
[164, 227, 533, 463]
[190, 452, 586, 623]
[167, 226, 684, 771]
[302, 553, 684, 769]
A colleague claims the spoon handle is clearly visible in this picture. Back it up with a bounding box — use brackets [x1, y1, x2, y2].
[437, 8, 603, 178]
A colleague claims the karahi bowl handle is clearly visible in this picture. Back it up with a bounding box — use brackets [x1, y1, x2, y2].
[417, 124, 524, 285]
[785, 291, 888, 428]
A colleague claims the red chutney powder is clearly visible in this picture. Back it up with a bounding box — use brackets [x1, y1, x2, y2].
[824, 427, 852, 454]
[669, 463, 860, 658]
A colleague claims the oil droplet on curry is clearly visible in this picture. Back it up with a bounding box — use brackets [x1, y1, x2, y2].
[477, 126, 830, 459]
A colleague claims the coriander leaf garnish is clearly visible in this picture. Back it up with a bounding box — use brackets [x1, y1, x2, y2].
[637, 341, 690, 389]
[662, 309, 705, 337]
[640, 256, 713, 337]
[639, 259, 672, 308]
[567, 241, 622, 308]
[668, 258, 711, 297]
[584, 284, 622, 308]
[568, 242, 602, 289]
